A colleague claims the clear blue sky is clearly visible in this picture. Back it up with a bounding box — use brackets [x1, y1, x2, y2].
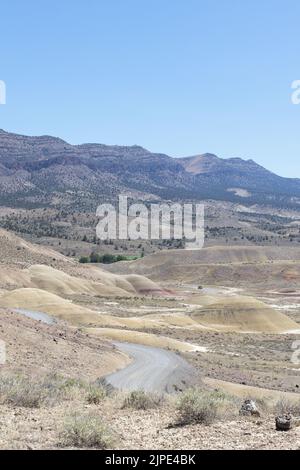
[0, 0, 300, 177]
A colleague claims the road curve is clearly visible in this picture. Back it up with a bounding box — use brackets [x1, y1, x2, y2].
[106, 342, 197, 393]
[13, 308, 56, 325]
[12, 309, 198, 393]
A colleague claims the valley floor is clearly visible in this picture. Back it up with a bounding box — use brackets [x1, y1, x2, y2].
[1, 229, 300, 449]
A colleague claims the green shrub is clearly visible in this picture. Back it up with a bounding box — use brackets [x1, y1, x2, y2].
[79, 253, 141, 264]
[100, 253, 116, 264]
[90, 252, 101, 263]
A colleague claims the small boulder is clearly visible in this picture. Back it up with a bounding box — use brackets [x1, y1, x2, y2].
[239, 399, 260, 417]
[275, 414, 292, 431]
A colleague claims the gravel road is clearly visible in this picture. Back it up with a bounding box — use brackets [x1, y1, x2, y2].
[106, 341, 197, 393]
[13, 309, 56, 325]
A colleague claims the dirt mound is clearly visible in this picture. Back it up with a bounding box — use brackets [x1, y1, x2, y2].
[0, 288, 129, 327]
[122, 274, 173, 295]
[0, 287, 70, 309]
[28, 265, 134, 297]
[68, 266, 171, 296]
[192, 296, 299, 333]
[0, 229, 168, 297]
[0, 262, 167, 299]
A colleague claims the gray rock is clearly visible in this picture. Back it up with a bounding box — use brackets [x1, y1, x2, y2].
[239, 399, 260, 417]
[275, 414, 292, 431]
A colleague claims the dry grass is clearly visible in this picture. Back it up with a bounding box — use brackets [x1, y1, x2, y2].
[122, 390, 164, 410]
[0, 373, 108, 408]
[275, 398, 300, 416]
[59, 413, 116, 449]
[86, 384, 107, 405]
[0, 375, 47, 408]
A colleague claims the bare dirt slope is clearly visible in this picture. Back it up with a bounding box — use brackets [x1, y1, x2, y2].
[0, 227, 72, 269]
[0, 309, 128, 380]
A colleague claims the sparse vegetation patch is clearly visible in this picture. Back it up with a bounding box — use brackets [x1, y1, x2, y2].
[122, 390, 164, 410]
[176, 388, 233, 426]
[59, 414, 116, 449]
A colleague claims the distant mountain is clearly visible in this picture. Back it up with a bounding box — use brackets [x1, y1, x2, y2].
[179, 153, 300, 205]
[0, 129, 299, 210]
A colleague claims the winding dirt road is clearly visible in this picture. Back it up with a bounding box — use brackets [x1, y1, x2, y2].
[106, 341, 197, 393]
[13, 309, 197, 393]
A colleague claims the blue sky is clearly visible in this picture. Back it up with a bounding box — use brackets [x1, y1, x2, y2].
[0, 0, 300, 177]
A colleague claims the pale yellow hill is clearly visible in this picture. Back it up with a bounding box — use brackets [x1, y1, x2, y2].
[0, 263, 168, 298]
[70, 269, 170, 296]
[0, 287, 187, 330]
[0, 228, 167, 297]
[0, 267, 32, 289]
[27, 265, 134, 297]
[0, 287, 206, 350]
[192, 296, 299, 333]
[0, 287, 135, 327]
[85, 327, 205, 352]
[1, 285, 297, 334]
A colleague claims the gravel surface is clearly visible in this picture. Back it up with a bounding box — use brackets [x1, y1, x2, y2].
[106, 342, 197, 393]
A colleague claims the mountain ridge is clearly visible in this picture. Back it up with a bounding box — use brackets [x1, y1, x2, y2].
[0, 129, 299, 210]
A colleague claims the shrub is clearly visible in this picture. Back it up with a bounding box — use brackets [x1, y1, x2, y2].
[275, 398, 300, 416]
[100, 253, 116, 263]
[0, 375, 46, 408]
[122, 390, 164, 410]
[59, 414, 115, 449]
[93, 377, 114, 395]
[176, 389, 229, 426]
[42, 374, 86, 402]
[90, 252, 101, 263]
[86, 384, 107, 405]
[79, 253, 141, 264]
